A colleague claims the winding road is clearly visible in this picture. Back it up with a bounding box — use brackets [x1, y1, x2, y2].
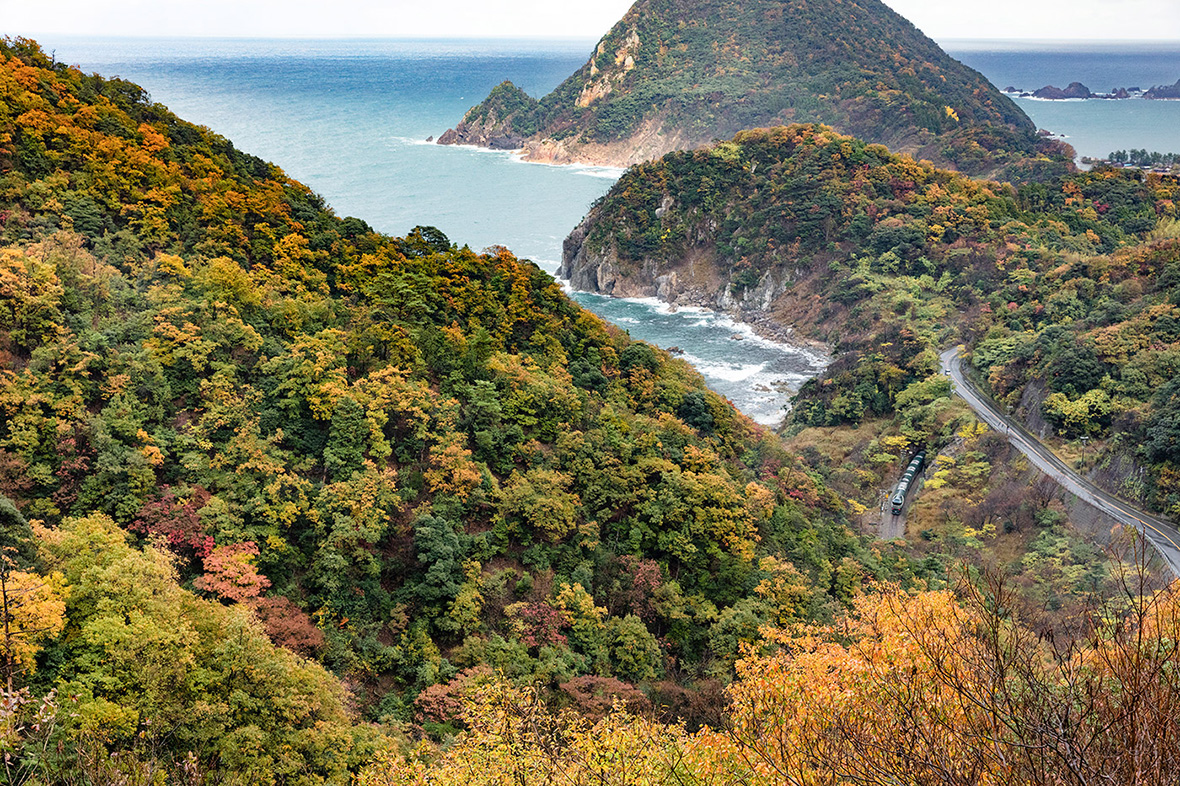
[940, 346, 1180, 578]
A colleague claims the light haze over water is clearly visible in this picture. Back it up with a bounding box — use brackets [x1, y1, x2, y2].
[948, 40, 1180, 161]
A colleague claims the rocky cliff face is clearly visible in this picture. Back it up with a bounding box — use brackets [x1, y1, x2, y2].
[436, 121, 524, 151]
[561, 207, 808, 343]
[443, 114, 696, 168]
[557, 123, 1074, 350]
[436, 80, 533, 150]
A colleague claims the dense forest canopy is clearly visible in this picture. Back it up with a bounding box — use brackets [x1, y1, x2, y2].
[2, 34, 1178, 785]
[357, 568, 1180, 785]
[570, 123, 1180, 521]
[0, 36, 957, 780]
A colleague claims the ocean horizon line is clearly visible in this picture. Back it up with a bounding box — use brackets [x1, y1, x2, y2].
[14, 32, 1180, 47]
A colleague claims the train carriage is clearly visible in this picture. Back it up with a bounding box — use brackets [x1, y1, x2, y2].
[890, 452, 926, 516]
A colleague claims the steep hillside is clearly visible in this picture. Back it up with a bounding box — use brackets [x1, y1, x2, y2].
[3, 36, 1174, 784]
[359, 583, 1180, 785]
[0, 38, 959, 780]
[438, 0, 1069, 178]
[562, 124, 1180, 522]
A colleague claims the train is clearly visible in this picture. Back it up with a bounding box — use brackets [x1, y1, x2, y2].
[890, 451, 926, 516]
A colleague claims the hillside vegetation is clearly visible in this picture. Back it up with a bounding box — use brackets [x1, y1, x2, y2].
[358, 572, 1180, 785]
[2, 36, 1177, 785]
[564, 123, 1180, 527]
[0, 38, 977, 780]
[439, 0, 1071, 178]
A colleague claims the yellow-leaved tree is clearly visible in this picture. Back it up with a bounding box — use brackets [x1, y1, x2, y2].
[688, 589, 1001, 785]
[356, 681, 696, 786]
[0, 552, 66, 692]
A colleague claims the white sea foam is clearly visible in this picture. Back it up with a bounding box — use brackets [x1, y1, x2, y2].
[567, 163, 628, 180]
[391, 136, 441, 147]
[612, 294, 670, 312]
[705, 313, 831, 369]
[680, 354, 768, 383]
[562, 286, 831, 370]
[668, 304, 714, 316]
[434, 142, 521, 158]
[554, 272, 828, 428]
[504, 152, 626, 180]
[398, 138, 622, 179]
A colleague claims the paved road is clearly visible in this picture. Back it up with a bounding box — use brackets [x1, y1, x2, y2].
[940, 346, 1180, 578]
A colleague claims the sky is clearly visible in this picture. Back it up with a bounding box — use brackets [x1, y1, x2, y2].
[2, 0, 1178, 41]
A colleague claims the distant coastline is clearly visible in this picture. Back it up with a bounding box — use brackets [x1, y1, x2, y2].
[1002, 78, 1180, 101]
[1079, 149, 1180, 175]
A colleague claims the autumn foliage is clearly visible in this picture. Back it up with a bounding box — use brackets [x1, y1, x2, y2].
[3, 33, 1180, 785]
[0, 38, 914, 780]
[361, 562, 1180, 785]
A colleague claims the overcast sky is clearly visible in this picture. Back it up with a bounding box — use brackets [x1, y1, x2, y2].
[3, 0, 1178, 41]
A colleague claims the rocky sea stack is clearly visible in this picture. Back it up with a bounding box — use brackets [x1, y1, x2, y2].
[1033, 82, 1093, 100]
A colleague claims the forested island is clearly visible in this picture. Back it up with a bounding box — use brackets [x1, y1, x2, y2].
[439, 0, 1068, 180]
[3, 18, 1180, 786]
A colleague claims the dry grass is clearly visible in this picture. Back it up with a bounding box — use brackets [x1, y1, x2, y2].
[784, 418, 893, 465]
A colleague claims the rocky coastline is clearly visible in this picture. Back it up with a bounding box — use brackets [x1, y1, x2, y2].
[560, 217, 830, 354]
[1004, 77, 1180, 100]
[436, 121, 525, 152]
[438, 114, 704, 169]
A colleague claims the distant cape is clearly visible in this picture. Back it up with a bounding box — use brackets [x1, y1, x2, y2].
[439, 0, 1063, 178]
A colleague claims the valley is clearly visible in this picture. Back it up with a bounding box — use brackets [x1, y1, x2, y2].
[0, 0, 1178, 779]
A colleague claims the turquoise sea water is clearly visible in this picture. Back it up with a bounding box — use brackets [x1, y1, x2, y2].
[36, 36, 830, 425]
[26, 36, 1180, 423]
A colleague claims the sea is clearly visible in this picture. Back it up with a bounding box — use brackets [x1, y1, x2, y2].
[26, 36, 1180, 425]
[949, 40, 1180, 160]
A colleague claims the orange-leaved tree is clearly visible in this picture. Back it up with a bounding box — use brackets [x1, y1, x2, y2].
[689, 556, 1180, 786]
